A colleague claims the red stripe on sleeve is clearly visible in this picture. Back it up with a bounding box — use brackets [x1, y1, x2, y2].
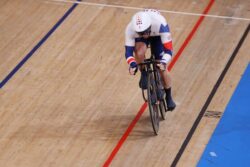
[163, 41, 173, 50]
[127, 57, 136, 65]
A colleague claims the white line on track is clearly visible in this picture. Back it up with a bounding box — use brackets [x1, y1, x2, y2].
[47, 0, 250, 21]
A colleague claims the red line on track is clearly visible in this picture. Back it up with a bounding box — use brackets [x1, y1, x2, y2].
[103, 0, 215, 166]
[103, 103, 148, 167]
[168, 0, 215, 71]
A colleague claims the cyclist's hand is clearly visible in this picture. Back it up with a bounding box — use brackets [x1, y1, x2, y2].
[129, 62, 138, 75]
[157, 63, 166, 71]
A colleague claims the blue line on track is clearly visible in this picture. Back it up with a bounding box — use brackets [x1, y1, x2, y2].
[0, 0, 81, 89]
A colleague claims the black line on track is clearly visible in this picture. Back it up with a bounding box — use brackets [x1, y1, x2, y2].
[171, 23, 250, 167]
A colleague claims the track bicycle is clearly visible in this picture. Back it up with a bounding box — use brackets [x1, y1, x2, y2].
[139, 54, 168, 135]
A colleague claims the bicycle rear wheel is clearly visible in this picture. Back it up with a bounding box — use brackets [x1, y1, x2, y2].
[159, 100, 166, 120]
[147, 73, 160, 135]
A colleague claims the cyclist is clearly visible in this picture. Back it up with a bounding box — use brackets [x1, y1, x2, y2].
[124, 9, 176, 110]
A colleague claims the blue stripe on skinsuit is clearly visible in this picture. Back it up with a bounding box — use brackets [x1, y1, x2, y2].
[198, 64, 250, 167]
[159, 24, 170, 33]
[125, 46, 134, 59]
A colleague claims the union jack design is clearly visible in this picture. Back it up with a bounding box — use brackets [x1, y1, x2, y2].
[136, 16, 142, 25]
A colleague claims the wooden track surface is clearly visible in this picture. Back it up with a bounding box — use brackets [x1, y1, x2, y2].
[0, 0, 249, 166]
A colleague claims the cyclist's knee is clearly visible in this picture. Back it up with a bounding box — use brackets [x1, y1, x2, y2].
[135, 42, 147, 62]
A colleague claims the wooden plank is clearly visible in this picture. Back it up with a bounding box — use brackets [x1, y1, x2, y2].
[0, 0, 249, 166]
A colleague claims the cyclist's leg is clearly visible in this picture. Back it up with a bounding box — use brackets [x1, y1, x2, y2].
[134, 38, 149, 65]
[150, 37, 176, 110]
[134, 42, 147, 65]
[150, 37, 171, 88]
[135, 38, 149, 89]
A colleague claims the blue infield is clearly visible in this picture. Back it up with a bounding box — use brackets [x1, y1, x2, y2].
[198, 63, 250, 167]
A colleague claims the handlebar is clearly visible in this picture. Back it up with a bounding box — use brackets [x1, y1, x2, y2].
[138, 58, 160, 66]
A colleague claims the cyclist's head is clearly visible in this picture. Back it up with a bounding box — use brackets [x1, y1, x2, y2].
[132, 11, 151, 36]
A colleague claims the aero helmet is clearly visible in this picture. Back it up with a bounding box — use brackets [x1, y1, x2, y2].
[132, 11, 151, 33]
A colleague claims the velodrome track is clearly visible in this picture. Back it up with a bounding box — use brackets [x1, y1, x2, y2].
[0, 0, 249, 166]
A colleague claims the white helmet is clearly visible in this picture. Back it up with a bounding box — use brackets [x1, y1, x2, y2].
[132, 11, 151, 32]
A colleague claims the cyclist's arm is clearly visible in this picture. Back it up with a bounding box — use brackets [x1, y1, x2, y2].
[159, 23, 173, 64]
[125, 45, 136, 66]
[125, 25, 136, 67]
[160, 24, 173, 56]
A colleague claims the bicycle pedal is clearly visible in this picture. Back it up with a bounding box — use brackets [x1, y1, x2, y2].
[150, 96, 157, 104]
[156, 89, 165, 100]
[151, 99, 157, 105]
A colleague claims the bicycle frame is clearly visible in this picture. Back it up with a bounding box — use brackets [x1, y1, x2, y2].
[138, 54, 167, 135]
[139, 55, 163, 102]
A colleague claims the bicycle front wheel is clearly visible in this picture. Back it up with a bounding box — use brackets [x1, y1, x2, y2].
[147, 73, 160, 135]
[155, 70, 167, 120]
